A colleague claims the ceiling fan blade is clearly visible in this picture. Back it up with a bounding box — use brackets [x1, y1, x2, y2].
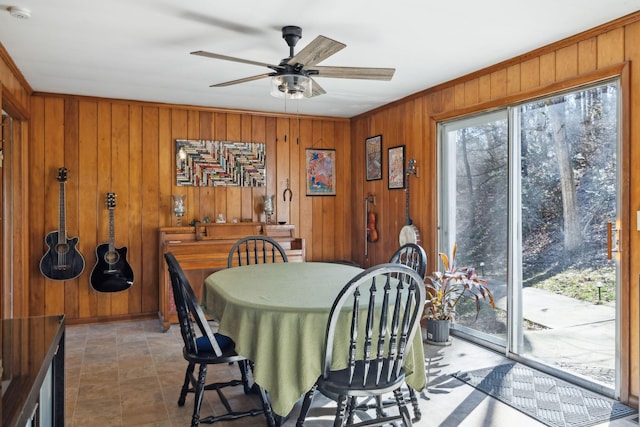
[307, 78, 326, 98]
[309, 66, 395, 81]
[191, 50, 279, 69]
[211, 73, 274, 87]
[288, 35, 346, 67]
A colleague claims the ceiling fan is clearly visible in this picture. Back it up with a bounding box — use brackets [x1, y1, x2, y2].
[191, 25, 395, 99]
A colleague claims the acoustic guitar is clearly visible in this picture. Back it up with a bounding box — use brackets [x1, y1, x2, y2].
[399, 158, 421, 246]
[90, 193, 134, 292]
[40, 167, 86, 280]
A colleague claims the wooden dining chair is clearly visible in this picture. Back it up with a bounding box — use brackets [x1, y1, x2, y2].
[296, 263, 426, 427]
[164, 252, 276, 427]
[227, 235, 288, 267]
[389, 243, 427, 279]
[383, 243, 428, 421]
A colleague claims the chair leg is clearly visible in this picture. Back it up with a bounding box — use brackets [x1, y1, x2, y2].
[408, 387, 421, 421]
[295, 384, 317, 427]
[346, 396, 357, 425]
[393, 388, 413, 427]
[237, 360, 252, 394]
[256, 383, 277, 427]
[334, 394, 349, 427]
[191, 363, 207, 427]
[178, 362, 195, 406]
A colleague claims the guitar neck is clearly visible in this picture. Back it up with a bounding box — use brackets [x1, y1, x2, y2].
[405, 159, 416, 226]
[58, 181, 67, 244]
[108, 208, 116, 252]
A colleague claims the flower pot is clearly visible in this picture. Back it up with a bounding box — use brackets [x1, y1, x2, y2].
[425, 319, 451, 345]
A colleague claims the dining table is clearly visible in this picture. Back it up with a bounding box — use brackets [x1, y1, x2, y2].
[201, 262, 427, 418]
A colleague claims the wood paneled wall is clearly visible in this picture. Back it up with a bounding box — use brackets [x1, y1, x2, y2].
[351, 12, 640, 404]
[26, 95, 352, 323]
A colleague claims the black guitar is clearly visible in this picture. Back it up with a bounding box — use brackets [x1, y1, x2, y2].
[40, 167, 86, 280]
[90, 193, 134, 292]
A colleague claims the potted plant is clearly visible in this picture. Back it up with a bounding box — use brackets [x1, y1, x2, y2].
[423, 243, 495, 344]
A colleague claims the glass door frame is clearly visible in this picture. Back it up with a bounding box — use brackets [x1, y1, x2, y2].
[436, 76, 627, 399]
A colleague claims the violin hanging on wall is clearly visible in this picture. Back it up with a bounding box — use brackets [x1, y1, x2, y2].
[367, 210, 378, 242]
[365, 193, 377, 261]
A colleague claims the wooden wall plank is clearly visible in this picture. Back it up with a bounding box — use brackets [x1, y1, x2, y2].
[555, 44, 578, 81]
[539, 52, 556, 85]
[28, 96, 45, 316]
[43, 97, 65, 316]
[597, 28, 625, 68]
[63, 99, 79, 320]
[520, 57, 540, 91]
[578, 38, 597, 74]
[95, 101, 112, 316]
[77, 100, 98, 318]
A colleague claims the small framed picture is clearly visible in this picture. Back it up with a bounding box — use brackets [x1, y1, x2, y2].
[305, 148, 336, 196]
[388, 145, 405, 189]
[365, 135, 382, 181]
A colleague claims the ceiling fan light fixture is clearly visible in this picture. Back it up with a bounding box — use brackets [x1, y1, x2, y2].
[271, 74, 311, 100]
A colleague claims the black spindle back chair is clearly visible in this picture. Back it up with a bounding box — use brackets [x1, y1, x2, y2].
[296, 263, 425, 427]
[389, 243, 427, 279]
[164, 252, 275, 427]
[386, 243, 427, 420]
[227, 236, 288, 268]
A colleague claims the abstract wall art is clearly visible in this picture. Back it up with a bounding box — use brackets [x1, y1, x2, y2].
[176, 139, 266, 187]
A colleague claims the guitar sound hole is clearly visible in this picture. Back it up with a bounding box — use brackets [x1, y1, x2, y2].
[104, 252, 120, 264]
[55, 244, 69, 254]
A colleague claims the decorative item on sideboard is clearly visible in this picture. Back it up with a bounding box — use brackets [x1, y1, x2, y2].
[263, 194, 275, 224]
[172, 194, 186, 226]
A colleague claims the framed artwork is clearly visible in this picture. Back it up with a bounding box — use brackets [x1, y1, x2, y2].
[175, 139, 266, 187]
[365, 135, 382, 181]
[306, 148, 336, 196]
[388, 145, 405, 189]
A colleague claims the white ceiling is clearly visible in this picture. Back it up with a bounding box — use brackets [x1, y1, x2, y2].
[1, 0, 639, 118]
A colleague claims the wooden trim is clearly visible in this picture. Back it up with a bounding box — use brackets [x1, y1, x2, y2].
[1, 85, 30, 119]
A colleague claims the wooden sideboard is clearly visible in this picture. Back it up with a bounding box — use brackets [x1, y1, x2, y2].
[158, 223, 305, 331]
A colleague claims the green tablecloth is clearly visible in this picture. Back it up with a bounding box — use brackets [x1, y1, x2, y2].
[202, 262, 426, 416]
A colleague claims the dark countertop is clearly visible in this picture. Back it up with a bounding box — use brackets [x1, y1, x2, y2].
[2, 315, 65, 426]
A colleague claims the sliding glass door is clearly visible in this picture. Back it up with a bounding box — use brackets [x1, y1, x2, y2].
[438, 80, 620, 394]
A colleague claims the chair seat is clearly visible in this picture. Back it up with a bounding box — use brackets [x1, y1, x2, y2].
[184, 334, 247, 364]
[195, 333, 234, 353]
[318, 362, 406, 398]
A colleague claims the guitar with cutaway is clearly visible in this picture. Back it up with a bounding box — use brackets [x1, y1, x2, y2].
[90, 192, 134, 292]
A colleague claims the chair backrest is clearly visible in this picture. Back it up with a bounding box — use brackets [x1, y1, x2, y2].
[389, 243, 427, 279]
[322, 263, 425, 387]
[165, 252, 222, 356]
[227, 235, 288, 267]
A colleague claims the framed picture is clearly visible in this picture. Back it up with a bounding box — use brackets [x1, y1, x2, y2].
[365, 135, 382, 181]
[388, 145, 405, 189]
[306, 148, 336, 196]
[175, 139, 266, 187]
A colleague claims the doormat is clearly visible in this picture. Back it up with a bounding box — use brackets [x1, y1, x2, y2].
[452, 363, 636, 427]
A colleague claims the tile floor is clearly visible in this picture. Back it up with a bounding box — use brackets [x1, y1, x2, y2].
[64, 319, 638, 427]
